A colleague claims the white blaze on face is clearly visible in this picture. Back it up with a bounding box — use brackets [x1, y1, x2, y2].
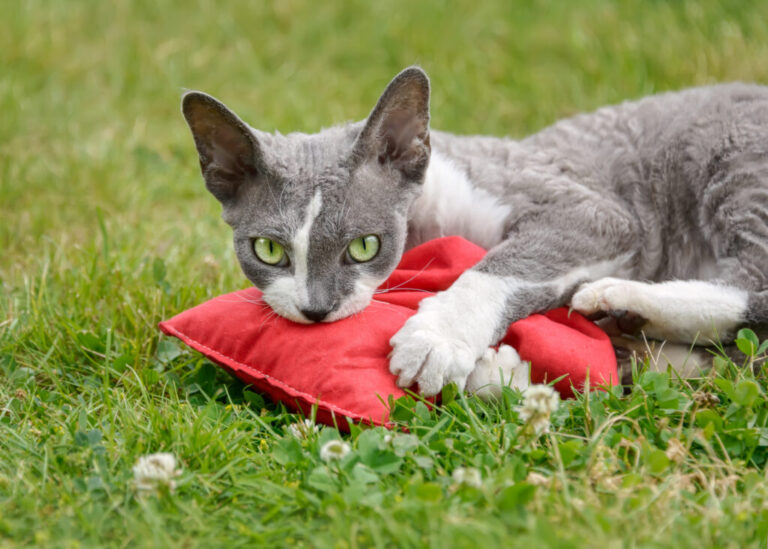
[293, 189, 323, 306]
[261, 189, 323, 323]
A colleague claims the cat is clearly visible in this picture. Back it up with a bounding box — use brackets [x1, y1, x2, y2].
[182, 66, 768, 397]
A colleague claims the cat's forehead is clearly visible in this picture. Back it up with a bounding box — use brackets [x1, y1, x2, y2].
[252, 124, 360, 181]
[231, 121, 410, 236]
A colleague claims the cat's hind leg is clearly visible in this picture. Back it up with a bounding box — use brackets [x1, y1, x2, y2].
[572, 162, 768, 345]
[571, 278, 749, 343]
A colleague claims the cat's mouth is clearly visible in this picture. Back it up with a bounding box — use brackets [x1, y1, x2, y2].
[261, 278, 378, 324]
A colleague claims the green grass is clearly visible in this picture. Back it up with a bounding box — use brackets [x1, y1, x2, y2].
[3, 0, 768, 546]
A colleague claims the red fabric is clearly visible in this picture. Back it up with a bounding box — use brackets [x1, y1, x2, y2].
[159, 236, 618, 429]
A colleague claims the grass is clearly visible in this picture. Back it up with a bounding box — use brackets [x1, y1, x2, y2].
[2, 0, 768, 546]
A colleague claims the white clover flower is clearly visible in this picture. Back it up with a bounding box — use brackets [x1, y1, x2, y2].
[665, 438, 686, 463]
[133, 452, 181, 493]
[319, 440, 351, 462]
[287, 419, 319, 439]
[452, 467, 482, 489]
[526, 471, 551, 486]
[519, 384, 559, 434]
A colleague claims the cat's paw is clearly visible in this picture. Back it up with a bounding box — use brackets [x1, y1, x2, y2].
[571, 277, 643, 315]
[465, 345, 529, 400]
[389, 311, 476, 397]
[390, 272, 508, 396]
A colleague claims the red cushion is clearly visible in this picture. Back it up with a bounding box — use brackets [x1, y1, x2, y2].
[159, 236, 618, 429]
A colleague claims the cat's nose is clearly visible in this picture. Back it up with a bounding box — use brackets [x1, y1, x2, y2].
[300, 307, 333, 323]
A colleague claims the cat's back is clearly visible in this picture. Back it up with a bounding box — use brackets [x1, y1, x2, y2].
[428, 84, 768, 280]
[529, 83, 768, 281]
[524, 82, 768, 163]
[432, 83, 768, 193]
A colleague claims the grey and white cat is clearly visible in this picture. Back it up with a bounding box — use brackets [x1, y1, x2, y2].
[182, 67, 768, 396]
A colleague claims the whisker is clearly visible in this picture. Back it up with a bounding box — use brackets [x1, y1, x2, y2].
[219, 295, 271, 308]
[277, 184, 288, 219]
[370, 298, 407, 310]
[375, 257, 436, 293]
[374, 287, 433, 294]
[336, 188, 352, 227]
[257, 309, 279, 331]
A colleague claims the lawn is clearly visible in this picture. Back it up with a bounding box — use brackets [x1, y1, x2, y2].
[2, 0, 768, 547]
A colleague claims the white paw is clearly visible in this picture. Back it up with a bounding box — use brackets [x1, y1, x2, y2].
[571, 277, 643, 315]
[466, 345, 529, 400]
[389, 311, 477, 397]
[389, 272, 509, 396]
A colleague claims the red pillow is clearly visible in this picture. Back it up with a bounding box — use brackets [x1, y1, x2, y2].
[159, 236, 618, 429]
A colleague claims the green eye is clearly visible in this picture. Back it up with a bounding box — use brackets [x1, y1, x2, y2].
[253, 237, 286, 266]
[347, 235, 380, 263]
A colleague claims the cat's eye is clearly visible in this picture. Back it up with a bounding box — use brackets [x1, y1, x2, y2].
[347, 235, 380, 263]
[253, 237, 287, 266]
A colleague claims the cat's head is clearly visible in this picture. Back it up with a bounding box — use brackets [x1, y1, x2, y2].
[182, 67, 431, 323]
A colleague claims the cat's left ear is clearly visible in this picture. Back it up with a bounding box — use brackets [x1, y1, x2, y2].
[354, 66, 431, 181]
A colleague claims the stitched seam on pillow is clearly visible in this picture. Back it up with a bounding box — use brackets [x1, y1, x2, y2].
[160, 323, 376, 421]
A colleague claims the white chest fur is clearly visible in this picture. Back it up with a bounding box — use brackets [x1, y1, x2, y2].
[407, 152, 512, 249]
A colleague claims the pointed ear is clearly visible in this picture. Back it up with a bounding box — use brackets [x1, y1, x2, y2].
[181, 92, 263, 203]
[354, 67, 431, 180]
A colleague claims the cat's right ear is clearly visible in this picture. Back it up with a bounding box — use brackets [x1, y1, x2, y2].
[354, 67, 431, 181]
[181, 92, 263, 203]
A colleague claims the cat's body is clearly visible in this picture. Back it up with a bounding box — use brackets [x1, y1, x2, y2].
[422, 84, 768, 282]
[183, 68, 768, 396]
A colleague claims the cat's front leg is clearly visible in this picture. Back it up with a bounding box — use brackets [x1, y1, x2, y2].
[390, 221, 636, 395]
[389, 271, 515, 396]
